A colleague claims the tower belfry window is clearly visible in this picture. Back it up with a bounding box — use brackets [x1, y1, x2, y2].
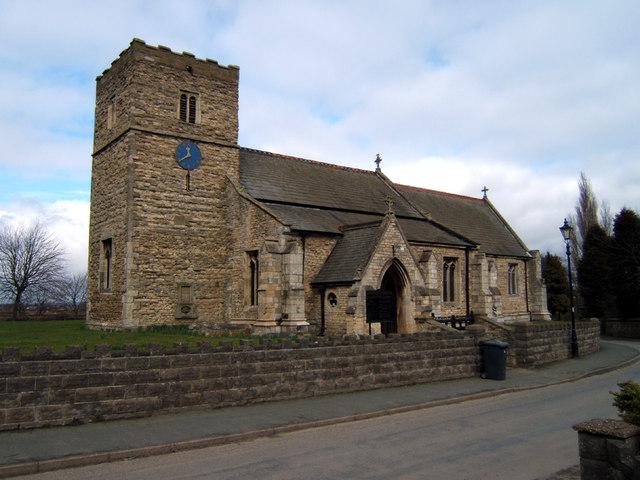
[179, 93, 198, 123]
[188, 95, 196, 123]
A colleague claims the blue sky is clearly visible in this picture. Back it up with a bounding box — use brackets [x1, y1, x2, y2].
[1, 0, 639, 273]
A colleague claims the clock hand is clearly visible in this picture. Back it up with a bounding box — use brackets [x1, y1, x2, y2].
[177, 145, 191, 161]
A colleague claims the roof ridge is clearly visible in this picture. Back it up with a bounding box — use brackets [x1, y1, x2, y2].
[240, 146, 376, 176]
[395, 183, 484, 203]
[338, 220, 383, 232]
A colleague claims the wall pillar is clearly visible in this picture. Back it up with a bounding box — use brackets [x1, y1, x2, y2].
[280, 237, 309, 329]
[469, 252, 492, 317]
[527, 250, 551, 321]
[255, 235, 309, 332]
[573, 419, 640, 479]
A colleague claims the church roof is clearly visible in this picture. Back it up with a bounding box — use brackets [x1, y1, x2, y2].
[396, 185, 530, 257]
[239, 148, 419, 218]
[312, 222, 383, 285]
[238, 148, 530, 258]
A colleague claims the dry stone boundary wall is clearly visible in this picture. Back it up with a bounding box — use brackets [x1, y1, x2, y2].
[474, 319, 600, 367]
[601, 318, 640, 340]
[0, 321, 601, 431]
[511, 321, 601, 367]
[0, 332, 479, 431]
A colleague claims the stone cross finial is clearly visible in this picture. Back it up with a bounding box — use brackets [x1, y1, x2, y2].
[375, 154, 382, 171]
[385, 195, 394, 216]
[482, 186, 489, 198]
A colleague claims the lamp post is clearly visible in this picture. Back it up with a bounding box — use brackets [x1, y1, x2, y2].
[560, 219, 579, 358]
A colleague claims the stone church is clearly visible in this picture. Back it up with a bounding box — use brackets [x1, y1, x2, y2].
[87, 39, 550, 336]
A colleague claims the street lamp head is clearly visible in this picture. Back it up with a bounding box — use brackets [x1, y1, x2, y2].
[560, 218, 573, 242]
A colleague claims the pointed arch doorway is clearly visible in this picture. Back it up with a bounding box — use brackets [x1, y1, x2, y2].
[366, 261, 410, 335]
[379, 271, 398, 335]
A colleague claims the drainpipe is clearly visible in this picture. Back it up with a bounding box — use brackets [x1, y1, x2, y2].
[301, 234, 306, 279]
[319, 287, 326, 336]
[465, 248, 470, 317]
[524, 259, 531, 321]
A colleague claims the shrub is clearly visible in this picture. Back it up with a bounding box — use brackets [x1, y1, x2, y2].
[611, 380, 640, 425]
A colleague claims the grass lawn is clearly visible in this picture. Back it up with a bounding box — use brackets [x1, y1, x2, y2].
[0, 320, 254, 353]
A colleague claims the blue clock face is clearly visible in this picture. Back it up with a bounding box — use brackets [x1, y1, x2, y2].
[175, 141, 202, 170]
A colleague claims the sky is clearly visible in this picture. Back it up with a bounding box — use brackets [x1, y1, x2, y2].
[1, 0, 639, 274]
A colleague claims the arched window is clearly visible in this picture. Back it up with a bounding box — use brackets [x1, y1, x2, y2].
[188, 95, 197, 123]
[443, 258, 456, 302]
[100, 238, 112, 291]
[248, 251, 259, 306]
[508, 264, 519, 295]
[179, 93, 198, 123]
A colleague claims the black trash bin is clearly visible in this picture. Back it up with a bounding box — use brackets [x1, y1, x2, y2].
[479, 340, 509, 380]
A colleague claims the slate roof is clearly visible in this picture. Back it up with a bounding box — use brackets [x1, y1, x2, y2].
[239, 148, 419, 218]
[238, 147, 530, 261]
[312, 222, 382, 285]
[396, 185, 530, 257]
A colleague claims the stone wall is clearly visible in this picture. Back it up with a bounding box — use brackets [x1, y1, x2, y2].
[510, 320, 601, 367]
[602, 319, 640, 339]
[225, 181, 289, 326]
[304, 235, 340, 332]
[418, 245, 468, 318]
[474, 318, 600, 367]
[0, 332, 480, 431]
[573, 419, 640, 479]
[494, 257, 528, 313]
[88, 39, 241, 330]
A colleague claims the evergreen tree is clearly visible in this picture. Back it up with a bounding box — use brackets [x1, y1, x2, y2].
[611, 208, 640, 318]
[578, 225, 614, 318]
[542, 252, 569, 319]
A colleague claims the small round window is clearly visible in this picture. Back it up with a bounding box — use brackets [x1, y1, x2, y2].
[327, 292, 338, 307]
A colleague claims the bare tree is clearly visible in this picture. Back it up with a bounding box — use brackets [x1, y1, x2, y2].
[600, 200, 613, 235]
[0, 222, 65, 320]
[574, 172, 599, 258]
[25, 283, 58, 316]
[58, 271, 87, 317]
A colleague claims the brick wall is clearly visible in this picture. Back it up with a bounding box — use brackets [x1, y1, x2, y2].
[0, 332, 480, 431]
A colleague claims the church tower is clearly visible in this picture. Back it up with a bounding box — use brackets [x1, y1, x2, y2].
[87, 39, 240, 329]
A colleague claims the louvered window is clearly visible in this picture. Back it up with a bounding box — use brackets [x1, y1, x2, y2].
[179, 93, 198, 123]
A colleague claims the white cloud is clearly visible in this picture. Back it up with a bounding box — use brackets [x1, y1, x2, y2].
[0, 0, 639, 270]
[0, 200, 89, 274]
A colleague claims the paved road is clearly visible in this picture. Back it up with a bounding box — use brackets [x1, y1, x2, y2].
[18, 352, 640, 480]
